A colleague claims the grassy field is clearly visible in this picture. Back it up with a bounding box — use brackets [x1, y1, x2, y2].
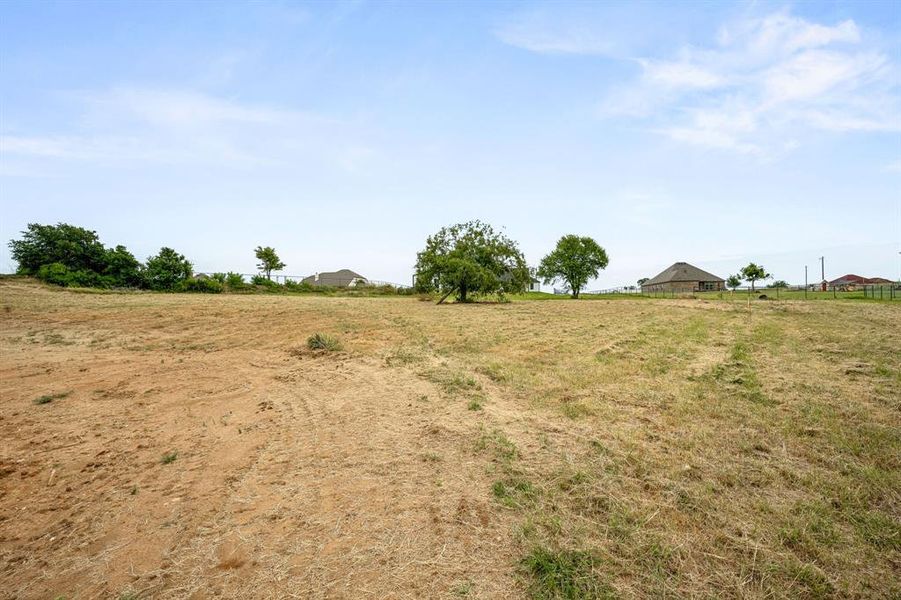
[0, 279, 898, 599]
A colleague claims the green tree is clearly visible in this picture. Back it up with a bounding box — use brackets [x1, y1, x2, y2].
[414, 220, 529, 303]
[103, 245, 143, 287]
[726, 274, 742, 290]
[255, 246, 285, 280]
[637, 277, 649, 287]
[9, 223, 108, 275]
[771, 280, 788, 289]
[537, 235, 609, 299]
[740, 263, 771, 292]
[144, 247, 192, 291]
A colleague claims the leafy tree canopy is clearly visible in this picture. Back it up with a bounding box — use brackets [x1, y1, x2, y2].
[637, 277, 649, 286]
[414, 220, 529, 302]
[771, 280, 788, 288]
[537, 235, 609, 299]
[726, 274, 742, 290]
[255, 246, 286, 280]
[740, 263, 771, 291]
[103, 245, 143, 287]
[144, 247, 193, 291]
[9, 223, 108, 276]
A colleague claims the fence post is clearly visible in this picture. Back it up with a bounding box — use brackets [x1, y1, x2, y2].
[833, 286, 836, 299]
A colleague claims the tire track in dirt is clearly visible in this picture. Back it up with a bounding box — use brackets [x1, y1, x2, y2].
[145, 353, 521, 599]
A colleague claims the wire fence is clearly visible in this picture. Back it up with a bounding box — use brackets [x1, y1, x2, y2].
[579, 283, 901, 301]
[196, 272, 412, 289]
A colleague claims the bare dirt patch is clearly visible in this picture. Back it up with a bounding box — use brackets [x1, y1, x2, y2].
[1, 280, 898, 598]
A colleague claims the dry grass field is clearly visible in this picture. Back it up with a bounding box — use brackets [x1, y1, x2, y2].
[0, 279, 898, 599]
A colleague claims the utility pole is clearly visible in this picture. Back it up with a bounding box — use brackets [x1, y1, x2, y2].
[805, 265, 808, 300]
[819, 256, 825, 291]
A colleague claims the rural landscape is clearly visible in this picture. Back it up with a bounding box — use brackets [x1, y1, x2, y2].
[2, 1, 900, 599]
[1, 257, 899, 598]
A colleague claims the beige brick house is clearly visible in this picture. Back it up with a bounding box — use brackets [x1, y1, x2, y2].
[641, 262, 725, 293]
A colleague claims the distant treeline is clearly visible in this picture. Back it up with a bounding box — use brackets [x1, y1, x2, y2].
[6, 222, 408, 295]
[10, 221, 613, 302]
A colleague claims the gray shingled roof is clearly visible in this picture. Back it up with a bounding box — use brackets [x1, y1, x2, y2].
[302, 269, 367, 286]
[643, 262, 724, 286]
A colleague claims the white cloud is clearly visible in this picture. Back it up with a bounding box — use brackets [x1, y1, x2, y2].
[1, 88, 377, 172]
[495, 22, 614, 56]
[594, 11, 899, 156]
[74, 88, 305, 128]
[719, 12, 860, 57]
[761, 50, 886, 105]
[641, 60, 725, 89]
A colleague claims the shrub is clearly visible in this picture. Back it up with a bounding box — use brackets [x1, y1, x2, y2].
[10, 223, 142, 288]
[307, 333, 342, 352]
[284, 279, 315, 292]
[225, 272, 246, 290]
[103, 245, 143, 287]
[144, 247, 192, 291]
[251, 275, 282, 291]
[37, 263, 112, 288]
[210, 272, 227, 284]
[178, 277, 223, 293]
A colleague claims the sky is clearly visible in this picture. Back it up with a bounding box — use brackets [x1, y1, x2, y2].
[1, 0, 899, 288]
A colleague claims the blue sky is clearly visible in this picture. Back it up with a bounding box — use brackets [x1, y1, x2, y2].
[1, 0, 899, 287]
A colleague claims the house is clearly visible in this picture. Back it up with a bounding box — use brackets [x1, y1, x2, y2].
[499, 270, 541, 292]
[301, 269, 369, 288]
[641, 262, 725, 293]
[828, 274, 893, 290]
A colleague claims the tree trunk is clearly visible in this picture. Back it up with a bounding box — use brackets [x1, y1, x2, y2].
[266, 269, 271, 280]
[459, 282, 468, 303]
[572, 288, 579, 299]
[436, 287, 457, 305]
[750, 280, 755, 292]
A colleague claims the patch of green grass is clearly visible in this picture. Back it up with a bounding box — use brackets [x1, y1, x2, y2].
[707, 339, 772, 405]
[306, 333, 342, 352]
[560, 400, 593, 420]
[385, 345, 426, 365]
[421, 452, 442, 463]
[476, 362, 507, 383]
[777, 500, 841, 558]
[451, 581, 473, 596]
[467, 398, 483, 411]
[606, 504, 641, 540]
[849, 509, 900, 550]
[521, 546, 614, 599]
[422, 367, 481, 396]
[33, 391, 71, 405]
[475, 427, 518, 462]
[492, 476, 537, 508]
[765, 557, 834, 599]
[160, 451, 178, 465]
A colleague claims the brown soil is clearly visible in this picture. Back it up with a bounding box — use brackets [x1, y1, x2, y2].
[1, 280, 898, 599]
[0, 282, 523, 599]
